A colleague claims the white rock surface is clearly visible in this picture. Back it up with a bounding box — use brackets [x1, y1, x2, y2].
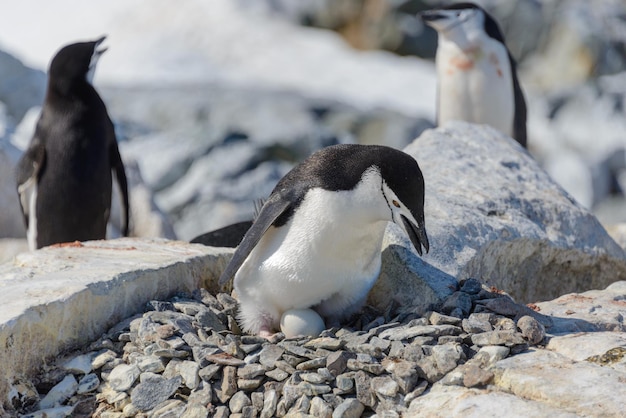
[407, 122, 626, 303]
[38, 375, 77, 409]
[0, 238, 233, 410]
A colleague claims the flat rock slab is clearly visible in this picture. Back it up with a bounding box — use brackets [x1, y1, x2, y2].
[408, 281, 626, 418]
[0, 238, 233, 406]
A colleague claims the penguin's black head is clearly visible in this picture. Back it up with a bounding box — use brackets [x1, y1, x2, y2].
[420, 2, 505, 44]
[49, 36, 108, 86]
[375, 147, 430, 256]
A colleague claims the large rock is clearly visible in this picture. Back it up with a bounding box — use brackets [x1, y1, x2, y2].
[406, 122, 626, 303]
[0, 238, 233, 412]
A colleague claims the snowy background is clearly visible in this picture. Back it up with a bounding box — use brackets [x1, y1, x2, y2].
[0, 0, 625, 241]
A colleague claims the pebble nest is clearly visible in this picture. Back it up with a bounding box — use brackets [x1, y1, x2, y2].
[16, 278, 547, 418]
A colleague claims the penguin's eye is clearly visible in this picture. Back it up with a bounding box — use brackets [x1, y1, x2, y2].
[392, 200, 400, 208]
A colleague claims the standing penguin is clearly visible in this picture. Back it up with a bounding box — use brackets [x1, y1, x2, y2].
[219, 144, 429, 337]
[16, 37, 129, 250]
[421, 2, 527, 147]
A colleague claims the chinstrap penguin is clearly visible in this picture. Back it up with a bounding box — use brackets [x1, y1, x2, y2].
[421, 2, 527, 147]
[16, 36, 129, 250]
[219, 144, 430, 337]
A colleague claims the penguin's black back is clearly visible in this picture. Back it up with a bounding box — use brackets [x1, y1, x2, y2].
[272, 144, 425, 227]
[28, 40, 119, 247]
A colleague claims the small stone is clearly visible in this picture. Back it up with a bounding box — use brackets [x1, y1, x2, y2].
[130, 375, 182, 412]
[181, 405, 209, 418]
[283, 354, 307, 367]
[460, 278, 483, 294]
[379, 325, 438, 341]
[91, 350, 118, 370]
[441, 292, 473, 317]
[275, 360, 297, 374]
[472, 346, 510, 367]
[346, 358, 384, 375]
[432, 344, 464, 376]
[156, 324, 177, 339]
[63, 353, 94, 375]
[462, 364, 494, 388]
[136, 355, 165, 373]
[259, 345, 285, 368]
[188, 383, 213, 406]
[150, 399, 186, 417]
[179, 360, 200, 390]
[216, 366, 238, 403]
[77, 373, 100, 394]
[39, 375, 78, 409]
[300, 372, 325, 384]
[517, 315, 546, 345]
[213, 405, 230, 418]
[471, 331, 526, 347]
[280, 343, 317, 359]
[438, 336, 463, 344]
[205, 352, 245, 366]
[297, 357, 327, 370]
[462, 313, 495, 333]
[404, 380, 428, 403]
[382, 358, 418, 393]
[152, 348, 189, 359]
[163, 358, 183, 379]
[197, 309, 227, 332]
[310, 396, 333, 418]
[291, 394, 311, 413]
[148, 301, 175, 312]
[260, 389, 279, 418]
[316, 367, 335, 382]
[265, 368, 290, 381]
[108, 364, 140, 392]
[229, 391, 252, 413]
[371, 375, 399, 397]
[325, 351, 353, 376]
[298, 382, 332, 396]
[183, 332, 204, 347]
[493, 317, 517, 331]
[239, 363, 267, 379]
[252, 391, 265, 412]
[400, 345, 424, 362]
[354, 371, 376, 407]
[332, 398, 365, 418]
[427, 312, 462, 326]
[334, 373, 354, 394]
[238, 377, 264, 391]
[199, 364, 221, 382]
[304, 337, 345, 351]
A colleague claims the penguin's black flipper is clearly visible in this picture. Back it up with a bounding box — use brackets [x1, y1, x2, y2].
[15, 135, 46, 228]
[510, 58, 528, 147]
[191, 220, 253, 248]
[218, 195, 292, 286]
[108, 120, 130, 236]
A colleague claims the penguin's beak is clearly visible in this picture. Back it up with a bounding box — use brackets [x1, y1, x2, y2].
[400, 215, 429, 256]
[419, 10, 445, 24]
[94, 36, 108, 57]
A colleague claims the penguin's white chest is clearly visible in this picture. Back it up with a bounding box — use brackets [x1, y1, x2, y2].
[436, 36, 514, 136]
[235, 173, 390, 320]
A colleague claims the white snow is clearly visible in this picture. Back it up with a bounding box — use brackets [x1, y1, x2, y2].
[0, 0, 436, 117]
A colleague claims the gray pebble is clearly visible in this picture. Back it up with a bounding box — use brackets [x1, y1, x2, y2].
[517, 315, 546, 344]
[310, 396, 333, 418]
[265, 368, 290, 382]
[471, 330, 526, 347]
[77, 373, 100, 394]
[198, 364, 221, 382]
[130, 375, 182, 411]
[229, 391, 252, 413]
[260, 389, 279, 418]
[332, 398, 365, 418]
[325, 351, 353, 376]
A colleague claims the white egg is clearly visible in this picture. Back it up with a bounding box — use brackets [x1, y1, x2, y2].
[280, 308, 325, 338]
